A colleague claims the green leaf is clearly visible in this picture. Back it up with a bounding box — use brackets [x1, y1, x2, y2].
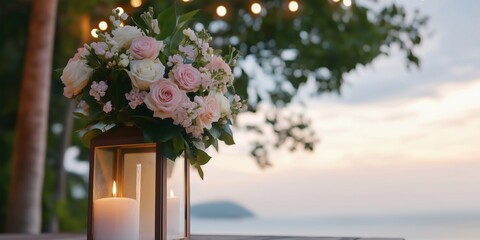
[157, 124, 182, 142]
[169, 28, 185, 50]
[172, 134, 185, 155]
[177, 9, 199, 28]
[159, 140, 179, 160]
[131, 17, 148, 34]
[234, 70, 249, 100]
[196, 165, 204, 180]
[208, 124, 222, 138]
[134, 116, 181, 143]
[157, 6, 176, 40]
[196, 149, 211, 165]
[108, 70, 131, 110]
[80, 128, 103, 148]
[219, 124, 235, 145]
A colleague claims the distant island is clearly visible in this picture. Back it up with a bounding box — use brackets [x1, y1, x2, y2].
[191, 200, 255, 219]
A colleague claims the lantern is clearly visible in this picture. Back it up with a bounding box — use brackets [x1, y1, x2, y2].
[87, 127, 190, 240]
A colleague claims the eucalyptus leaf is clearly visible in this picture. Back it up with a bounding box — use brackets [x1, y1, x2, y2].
[209, 124, 222, 139]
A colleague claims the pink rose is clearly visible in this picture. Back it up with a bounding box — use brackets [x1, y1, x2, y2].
[129, 36, 164, 60]
[171, 63, 202, 92]
[144, 79, 187, 119]
[196, 94, 220, 130]
[205, 56, 232, 75]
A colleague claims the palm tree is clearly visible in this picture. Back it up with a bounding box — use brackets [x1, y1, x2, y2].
[6, 0, 58, 233]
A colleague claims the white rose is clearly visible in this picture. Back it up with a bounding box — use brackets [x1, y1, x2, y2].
[127, 59, 165, 90]
[215, 93, 231, 117]
[112, 26, 143, 49]
[61, 48, 93, 98]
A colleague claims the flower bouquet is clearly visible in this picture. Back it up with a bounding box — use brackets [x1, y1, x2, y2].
[60, 7, 245, 177]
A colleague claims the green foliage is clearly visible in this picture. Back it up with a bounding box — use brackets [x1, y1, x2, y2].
[157, 6, 176, 40]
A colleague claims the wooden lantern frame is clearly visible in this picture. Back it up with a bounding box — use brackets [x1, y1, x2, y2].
[87, 127, 190, 240]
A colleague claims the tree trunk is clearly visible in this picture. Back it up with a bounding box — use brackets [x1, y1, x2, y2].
[6, 0, 58, 233]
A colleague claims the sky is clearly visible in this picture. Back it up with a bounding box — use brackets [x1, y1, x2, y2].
[188, 0, 480, 222]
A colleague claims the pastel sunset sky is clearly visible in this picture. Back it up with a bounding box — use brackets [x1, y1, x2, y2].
[189, 0, 480, 219]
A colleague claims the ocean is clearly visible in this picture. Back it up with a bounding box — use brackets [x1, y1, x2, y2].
[191, 213, 480, 240]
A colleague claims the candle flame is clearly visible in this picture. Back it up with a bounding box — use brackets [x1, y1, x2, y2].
[112, 181, 117, 197]
[169, 190, 174, 198]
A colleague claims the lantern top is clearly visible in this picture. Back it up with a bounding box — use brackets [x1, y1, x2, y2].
[90, 126, 145, 147]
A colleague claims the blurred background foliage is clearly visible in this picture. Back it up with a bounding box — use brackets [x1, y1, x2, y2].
[0, 0, 427, 232]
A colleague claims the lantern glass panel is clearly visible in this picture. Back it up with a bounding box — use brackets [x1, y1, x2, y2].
[93, 143, 156, 240]
[166, 158, 186, 239]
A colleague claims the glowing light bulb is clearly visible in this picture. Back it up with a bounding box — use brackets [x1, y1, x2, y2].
[98, 21, 108, 31]
[182, 0, 191, 2]
[169, 190, 175, 198]
[115, 7, 124, 16]
[91, 28, 99, 38]
[251, 2, 262, 14]
[333, 0, 341, 2]
[216, 5, 227, 17]
[288, 1, 299, 12]
[130, 0, 142, 8]
[343, 0, 352, 7]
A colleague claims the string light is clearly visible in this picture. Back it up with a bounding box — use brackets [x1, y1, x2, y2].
[343, 0, 352, 7]
[288, 1, 299, 12]
[216, 5, 227, 17]
[130, 0, 142, 8]
[251, 2, 262, 14]
[182, 0, 191, 2]
[91, 28, 99, 38]
[115, 7, 124, 16]
[333, 0, 341, 2]
[98, 21, 108, 31]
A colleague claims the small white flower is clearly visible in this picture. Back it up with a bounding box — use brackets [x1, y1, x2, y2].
[182, 28, 197, 42]
[119, 58, 129, 68]
[151, 19, 160, 35]
[120, 13, 128, 21]
[109, 16, 116, 23]
[113, 20, 121, 27]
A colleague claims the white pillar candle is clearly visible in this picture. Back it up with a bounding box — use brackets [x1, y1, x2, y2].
[94, 181, 139, 240]
[167, 190, 181, 238]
